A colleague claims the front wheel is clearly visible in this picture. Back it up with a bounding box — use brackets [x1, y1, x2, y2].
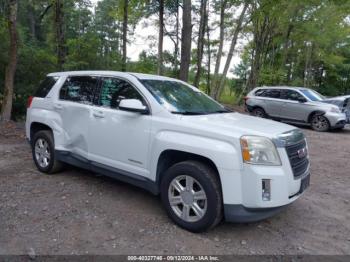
[311, 114, 330, 132]
[160, 161, 223, 232]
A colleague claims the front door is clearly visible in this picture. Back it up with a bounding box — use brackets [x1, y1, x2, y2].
[88, 77, 152, 178]
[279, 89, 311, 122]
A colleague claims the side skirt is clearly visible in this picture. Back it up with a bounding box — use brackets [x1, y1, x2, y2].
[271, 117, 310, 127]
[55, 150, 159, 195]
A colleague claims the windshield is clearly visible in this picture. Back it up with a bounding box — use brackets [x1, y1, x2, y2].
[299, 89, 324, 101]
[141, 80, 230, 114]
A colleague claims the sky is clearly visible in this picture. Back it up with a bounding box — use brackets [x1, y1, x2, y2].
[90, 0, 244, 77]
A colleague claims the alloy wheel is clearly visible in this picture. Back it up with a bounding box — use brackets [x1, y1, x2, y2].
[312, 115, 329, 131]
[168, 175, 207, 222]
[34, 138, 51, 168]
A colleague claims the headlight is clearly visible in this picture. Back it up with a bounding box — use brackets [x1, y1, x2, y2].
[330, 107, 341, 113]
[240, 136, 281, 166]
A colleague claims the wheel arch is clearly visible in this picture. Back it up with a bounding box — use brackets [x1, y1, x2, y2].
[30, 122, 53, 141]
[307, 110, 326, 123]
[155, 149, 221, 188]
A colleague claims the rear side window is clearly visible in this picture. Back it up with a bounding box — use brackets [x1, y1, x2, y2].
[59, 76, 98, 104]
[35, 76, 59, 98]
[254, 89, 266, 96]
[265, 89, 281, 98]
[256, 89, 281, 99]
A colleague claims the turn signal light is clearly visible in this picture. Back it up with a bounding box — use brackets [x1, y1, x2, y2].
[240, 138, 251, 162]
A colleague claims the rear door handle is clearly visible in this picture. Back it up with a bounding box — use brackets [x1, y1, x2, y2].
[93, 111, 105, 118]
[54, 104, 63, 110]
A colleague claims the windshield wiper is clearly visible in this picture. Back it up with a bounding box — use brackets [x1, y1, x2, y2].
[209, 108, 233, 114]
[171, 111, 208, 115]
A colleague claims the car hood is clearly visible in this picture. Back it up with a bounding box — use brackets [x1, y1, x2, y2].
[180, 112, 297, 138]
[309, 100, 339, 109]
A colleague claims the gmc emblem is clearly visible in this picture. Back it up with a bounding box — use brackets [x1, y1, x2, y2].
[297, 147, 307, 158]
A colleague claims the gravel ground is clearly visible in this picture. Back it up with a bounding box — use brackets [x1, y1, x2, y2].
[0, 121, 349, 256]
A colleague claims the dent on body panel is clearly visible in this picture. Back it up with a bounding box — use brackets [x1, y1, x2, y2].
[60, 105, 90, 153]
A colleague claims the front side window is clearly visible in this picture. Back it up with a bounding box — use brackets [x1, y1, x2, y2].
[299, 89, 324, 101]
[59, 76, 98, 104]
[98, 77, 145, 109]
[281, 90, 305, 101]
[141, 80, 229, 114]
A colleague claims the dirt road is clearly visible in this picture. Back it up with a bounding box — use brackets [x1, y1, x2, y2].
[0, 122, 349, 255]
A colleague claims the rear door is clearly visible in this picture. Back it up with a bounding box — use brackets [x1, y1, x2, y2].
[54, 75, 99, 159]
[259, 89, 283, 118]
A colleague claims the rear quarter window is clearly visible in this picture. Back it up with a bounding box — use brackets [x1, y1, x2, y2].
[35, 76, 59, 98]
[254, 89, 266, 96]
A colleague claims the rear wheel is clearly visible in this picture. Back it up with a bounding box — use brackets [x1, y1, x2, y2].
[160, 161, 223, 232]
[251, 107, 267, 118]
[32, 130, 63, 174]
[311, 114, 330, 132]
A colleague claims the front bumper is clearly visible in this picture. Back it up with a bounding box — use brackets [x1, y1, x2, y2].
[324, 111, 347, 127]
[224, 204, 288, 223]
[224, 172, 310, 222]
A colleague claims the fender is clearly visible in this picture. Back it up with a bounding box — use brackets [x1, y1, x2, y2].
[149, 130, 241, 182]
[28, 106, 66, 149]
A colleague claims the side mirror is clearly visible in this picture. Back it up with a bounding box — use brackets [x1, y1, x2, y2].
[119, 99, 149, 114]
[298, 98, 307, 103]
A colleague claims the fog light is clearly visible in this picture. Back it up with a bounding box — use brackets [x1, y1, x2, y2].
[262, 179, 271, 201]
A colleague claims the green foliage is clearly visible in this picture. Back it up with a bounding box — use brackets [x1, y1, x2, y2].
[237, 0, 350, 97]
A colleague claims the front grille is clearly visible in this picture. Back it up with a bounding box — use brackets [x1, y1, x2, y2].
[285, 139, 309, 178]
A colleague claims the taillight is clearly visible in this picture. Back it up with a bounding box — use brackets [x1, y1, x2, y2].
[27, 96, 33, 108]
[244, 96, 249, 104]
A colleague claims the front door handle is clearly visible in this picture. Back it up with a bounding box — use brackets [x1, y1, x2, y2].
[93, 111, 105, 118]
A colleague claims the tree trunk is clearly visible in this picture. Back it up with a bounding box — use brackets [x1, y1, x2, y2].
[1, 0, 18, 122]
[246, 14, 276, 91]
[213, 2, 249, 100]
[54, 0, 66, 70]
[157, 0, 164, 75]
[210, 0, 226, 98]
[122, 0, 128, 72]
[205, 0, 211, 95]
[27, 0, 36, 40]
[179, 0, 192, 82]
[193, 0, 207, 87]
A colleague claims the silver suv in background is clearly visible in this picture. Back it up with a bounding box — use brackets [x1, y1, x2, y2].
[245, 86, 347, 131]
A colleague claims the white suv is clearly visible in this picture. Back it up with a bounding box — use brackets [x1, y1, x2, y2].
[26, 71, 310, 232]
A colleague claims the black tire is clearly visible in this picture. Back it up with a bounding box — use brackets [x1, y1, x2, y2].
[251, 107, 267, 118]
[310, 114, 330, 132]
[160, 160, 223, 232]
[31, 130, 64, 174]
